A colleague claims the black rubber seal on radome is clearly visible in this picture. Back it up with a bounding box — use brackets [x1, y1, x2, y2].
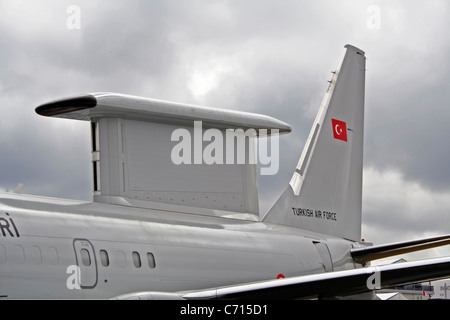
[35, 95, 97, 117]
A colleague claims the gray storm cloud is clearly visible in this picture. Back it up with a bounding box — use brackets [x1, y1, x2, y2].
[0, 0, 449, 252]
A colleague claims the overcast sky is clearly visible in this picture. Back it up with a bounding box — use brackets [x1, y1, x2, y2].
[1, 0, 450, 259]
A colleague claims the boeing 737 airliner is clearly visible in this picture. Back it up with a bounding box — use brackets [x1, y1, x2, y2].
[1, 44, 450, 300]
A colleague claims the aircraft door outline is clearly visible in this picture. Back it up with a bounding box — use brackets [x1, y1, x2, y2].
[313, 242, 334, 272]
[73, 238, 98, 289]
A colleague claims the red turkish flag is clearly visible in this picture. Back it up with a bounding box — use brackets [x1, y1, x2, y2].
[331, 119, 348, 142]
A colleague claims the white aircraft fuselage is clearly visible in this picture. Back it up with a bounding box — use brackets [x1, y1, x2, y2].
[3, 45, 450, 300]
[0, 192, 358, 299]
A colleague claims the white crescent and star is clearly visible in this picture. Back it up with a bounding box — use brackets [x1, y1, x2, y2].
[335, 124, 343, 136]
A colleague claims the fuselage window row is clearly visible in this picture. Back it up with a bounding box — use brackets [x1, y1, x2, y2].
[0, 243, 156, 270]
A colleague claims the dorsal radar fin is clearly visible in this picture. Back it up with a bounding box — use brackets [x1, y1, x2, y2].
[36, 93, 291, 220]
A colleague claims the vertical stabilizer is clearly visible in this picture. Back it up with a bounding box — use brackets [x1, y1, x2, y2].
[263, 45, 366, 241]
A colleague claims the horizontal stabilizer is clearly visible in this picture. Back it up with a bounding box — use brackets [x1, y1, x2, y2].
[351, 234, 450, 264]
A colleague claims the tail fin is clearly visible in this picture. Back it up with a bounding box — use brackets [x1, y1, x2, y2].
[263, 45, 366, 241]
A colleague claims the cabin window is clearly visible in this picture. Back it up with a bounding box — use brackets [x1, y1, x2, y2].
[80, 248, 91, 266]
[147, 252, 156, 269]
[115, 250, 127, 267]
[14, 245, 25, 264]
[31, 245, 43, 265]
[48, 246, 59, 265]
[132, 251, 141, 268]
[100, 249, 109, 267]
